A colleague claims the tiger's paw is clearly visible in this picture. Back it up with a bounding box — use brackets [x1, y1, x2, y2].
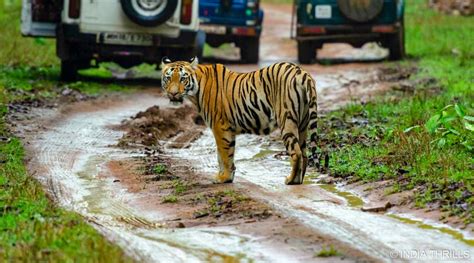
[213, 171, 234, 184]
[285, 174, 303, 185]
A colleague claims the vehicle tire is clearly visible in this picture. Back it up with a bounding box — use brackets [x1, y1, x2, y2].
[60, 60, 78, 82]
[297, 40, 316, 64]
[240, 36, 259, 63]
[337, 0, 384, 23]
[387, 21, 405, 61]
[120, 0, 178, 27]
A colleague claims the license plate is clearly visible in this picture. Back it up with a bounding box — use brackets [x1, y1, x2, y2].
[103, 33, 153, 46]
[315, 5, 332, 19]
[200, 25, 226, 35]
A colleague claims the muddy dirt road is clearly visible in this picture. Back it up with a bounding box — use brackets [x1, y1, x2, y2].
[18, 3, 473, 263]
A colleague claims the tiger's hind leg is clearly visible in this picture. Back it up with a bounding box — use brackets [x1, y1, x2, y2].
[281, 120, 304, 185]
[299, 128, 309, 183]
[212, 124, 236, 184]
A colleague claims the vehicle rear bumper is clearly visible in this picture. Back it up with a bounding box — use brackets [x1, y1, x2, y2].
[295, 22, 402, 41]
[200, 24, 262, 38]
[59, 24, 197, 47]
[57, 24, 198, 63]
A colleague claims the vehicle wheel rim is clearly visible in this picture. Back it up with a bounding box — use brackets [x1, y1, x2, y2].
[132, 0, 167, 17]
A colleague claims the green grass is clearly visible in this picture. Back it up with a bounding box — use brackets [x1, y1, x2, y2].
[0, 135, 130, 261]
[221, 189, 250, 202]
[206, 190, 251, 214]
[152, 164, 167, 175]
[172, 179, 188, 195]
[315, 245, 340, 258]
[161, 180, 188, 203]
[162, 195, 178, 203]
[0, 65, 132, 103]
[314, 0, 474, 223]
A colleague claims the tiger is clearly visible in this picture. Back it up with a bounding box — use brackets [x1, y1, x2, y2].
[160, 57, 318, 185]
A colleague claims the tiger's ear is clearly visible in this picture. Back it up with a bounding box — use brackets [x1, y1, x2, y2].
[160, 56, 172, 69]
[189, 56, 199, 70]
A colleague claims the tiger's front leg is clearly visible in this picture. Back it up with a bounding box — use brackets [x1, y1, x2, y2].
[212, 124, 236, 184]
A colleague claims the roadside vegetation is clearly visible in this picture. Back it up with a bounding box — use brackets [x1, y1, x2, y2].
[313, 0, 473, 223]
[315, 245, 340, 258]
[0, 1, 131, 261]
[162, 179, 188, 203]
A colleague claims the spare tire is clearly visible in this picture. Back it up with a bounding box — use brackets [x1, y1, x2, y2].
[337, 0, 384, 23]
[120, 0, 178, 27]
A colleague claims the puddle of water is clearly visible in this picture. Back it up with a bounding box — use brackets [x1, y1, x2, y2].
[318, 184, 364, 208]
[388, 214, 474, 247]
[307, 177, 474, 247]
[251, 149, 280, 160]
[304, 174, 474, 247]
[319, 182, 474, 246]
[301, 173, 364, 208]
[316, 182, 474, 247]
[302, 173, 319, 185]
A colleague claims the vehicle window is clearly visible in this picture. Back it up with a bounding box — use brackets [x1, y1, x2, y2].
[32, 0, 63, 23]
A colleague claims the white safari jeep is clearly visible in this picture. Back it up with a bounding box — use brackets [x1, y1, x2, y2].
[21, 0, 201, 81]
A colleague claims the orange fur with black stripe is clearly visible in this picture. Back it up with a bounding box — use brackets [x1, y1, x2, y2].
[161, 57, 317, 185]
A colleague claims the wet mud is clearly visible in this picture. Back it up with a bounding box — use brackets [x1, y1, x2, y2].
[117, 103, 203, 147]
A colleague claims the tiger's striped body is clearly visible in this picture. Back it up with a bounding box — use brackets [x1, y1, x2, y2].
[161, 58, 317, 185]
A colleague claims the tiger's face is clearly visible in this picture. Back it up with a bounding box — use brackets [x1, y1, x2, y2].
[160, 57, 199, 104]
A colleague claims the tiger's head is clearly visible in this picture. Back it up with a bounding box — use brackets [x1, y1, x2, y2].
[160, 57, 199, 104]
